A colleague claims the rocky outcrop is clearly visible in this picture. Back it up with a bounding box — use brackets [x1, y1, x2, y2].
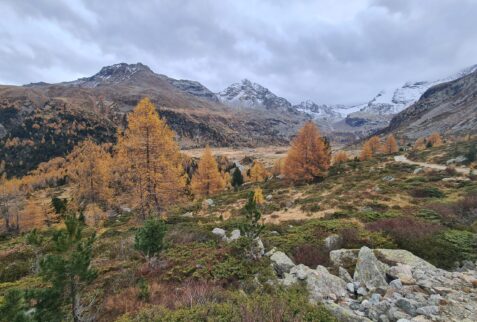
[272, 246, 477, 322]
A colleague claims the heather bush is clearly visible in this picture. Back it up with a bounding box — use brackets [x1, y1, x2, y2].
[409, 186, 444, 198]
[291, 244, 330, 267]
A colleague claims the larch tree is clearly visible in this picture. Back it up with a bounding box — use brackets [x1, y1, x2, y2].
[249, 161, 268, 182]
[283, 121, 331, 182]
[367, 136, 382, 155]
[191, 146, 225, 197]
[428, 132, 443, 147]
[333, 151, 349, 165]
[382, 134, 399, 154]
[115, 98, 185, 218]
[68, 140, 112, 208]
[360, 141, 373, 161]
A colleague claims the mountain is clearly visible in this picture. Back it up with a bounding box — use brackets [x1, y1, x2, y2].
[217, 79, 295, 112]
[381, 68, 477, 139]
[0, 64, 305, 177]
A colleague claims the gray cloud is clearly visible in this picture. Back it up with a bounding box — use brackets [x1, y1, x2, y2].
[1, 0, 476, 105]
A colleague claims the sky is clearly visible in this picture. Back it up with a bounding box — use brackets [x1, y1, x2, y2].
[1, 0, 477, 105]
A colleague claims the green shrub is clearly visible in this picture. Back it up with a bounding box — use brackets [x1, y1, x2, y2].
[409, 186, 444, 198]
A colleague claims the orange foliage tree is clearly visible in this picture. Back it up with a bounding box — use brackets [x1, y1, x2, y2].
[428, 132, 443, 147]
[333, 151, 349, 165]
[382, 134, 399, 154]
[283, 121, 331, 182]
[115, 98, 185, 218]
[367, 136, 382, 155]
[68, 140, 112, 207]
[249, 161, 269, 182]
[360, 142, 373, 161]
[191, 146, 226, 197]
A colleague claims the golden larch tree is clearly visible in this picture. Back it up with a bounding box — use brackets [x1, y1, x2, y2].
[367, 136, 382, 155]
[360, 142, 373, 161]
[191, 146, 226, 197]
[283, 121, 331, 182]
[68, 140, 112, 207]
[382, 134, 399, 154]
[249, 161, 269, 182]
[116, 98, 185, 218]
[414, 137, 426, 150]
[428, 132, 443, 147]
[333, 151, 349, 165]
[253, 187, 265, 205]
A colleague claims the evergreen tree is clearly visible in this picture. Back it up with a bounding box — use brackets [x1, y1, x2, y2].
[231, 167, 244, 188]
[0, 289, 32, 322]
[31, 214, 97, 322]
[239, 191, 264, 239]
[134, 218, 167, 259]
[283, 122, 331, 182]
[191, 146, 225, 197]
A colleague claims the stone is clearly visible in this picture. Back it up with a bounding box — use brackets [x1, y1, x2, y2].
[306, 265, 348, 302]
[330, 249, 359, 270]
[270, 251, 295, 277]
[396, 298, 418, 316]
[255, 237, 265, 256]
[266, 194, 273, 201]
[346, 282, 355, 293]
[413, 168, 423, 174]
[389, 278, 403, 289]
[121, 206, 132, 213]
[279, 273, 298, 286]
[290, 264, 311, 280]
[357, 287, 368, 296]
[382, 175, 395, 182]
[211, 228, 226, 238]
[370, 293, 382, 304]
[388, 264, 416, 285]
[410, 316, 431, 322]
[354, 246, 389, 290]
[324, 234, 343, 251]
[374, 249, 436, 271]
[416, 306, 439, 317]
[339, 267, 353, 283]
[202, 198, 214, 208]
[226, 229, 241, 242]
[181, 212, 193, 218]
[323, 303, 372, 322]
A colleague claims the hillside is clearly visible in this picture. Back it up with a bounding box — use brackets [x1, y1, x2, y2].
[0, 64, 306, 177]
[382, 69, 477, 139]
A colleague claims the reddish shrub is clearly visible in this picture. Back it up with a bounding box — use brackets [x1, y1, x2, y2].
[291, 244, 330, 267]
[428, 192, 477, 225]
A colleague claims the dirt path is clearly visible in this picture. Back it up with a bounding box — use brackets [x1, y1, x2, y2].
[394, 155, 471, 175]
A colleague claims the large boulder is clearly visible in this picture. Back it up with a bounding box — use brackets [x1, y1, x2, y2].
[387, 264, 416, 285]
[330, 249, 359, 271]
[306, 265, 347, 302]
[211, 228, 226, 238]
[270, 251, 295, 277]
[374, 249, 436, 271]
[324, 234, 343, 251]
[354, 246, 388, 290]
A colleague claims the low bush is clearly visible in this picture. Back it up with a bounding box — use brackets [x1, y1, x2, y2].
[291, 244, 330, 267]
[409, 186, 444, 198]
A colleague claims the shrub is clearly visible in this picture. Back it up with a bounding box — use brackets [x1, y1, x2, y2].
[292, 244, 330, 267]
[135, 218, 167, 258]
[409, 186, 444, 198]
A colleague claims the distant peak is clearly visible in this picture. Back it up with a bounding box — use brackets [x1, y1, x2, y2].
[96, 62, 152, 75]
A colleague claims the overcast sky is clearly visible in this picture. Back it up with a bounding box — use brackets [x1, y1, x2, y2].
[1, 0, 477, 105]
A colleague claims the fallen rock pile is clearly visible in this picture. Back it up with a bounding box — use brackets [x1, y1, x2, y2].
[269, 246, 477, 322]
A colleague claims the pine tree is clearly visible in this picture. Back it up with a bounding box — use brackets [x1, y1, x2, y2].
[249, 161, 268, 182]
[231, 168, 244, 188]
[283, 122, 331, 182]
[360, 142, 373, 161]
[191, 146, 225, 197]
[68, 140, 112, 207]
[134, 218, 166, 260]
[115, 98, 185, 218]
[239, 191, 264, 239]
[382, 134, 399, 154]
[32, 214, 97, 322]
[333, 151, 349, 165]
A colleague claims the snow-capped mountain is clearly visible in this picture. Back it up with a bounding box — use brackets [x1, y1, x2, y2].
[358, 64, 477, 116]
[293, 100, 343, 121]
[67, 63, 153, 87]
[217, 79, 293, 111]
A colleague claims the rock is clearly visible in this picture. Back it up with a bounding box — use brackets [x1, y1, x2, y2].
[330, 249, 359, 270]
[323, 303, 372, 322]
[339, 267, 353, 283]
[120, 206, 131, 213]
[416, 306, 439, 317]
[388, 264, 416, 285]
[265, 247, 277, 257]
[202, 199, 214, 208]
[270, 251, 295, 277]
[181, 212, 193, 218]
[374, 249, 436, 271]
[226, 229, 241, 242]
[370, 293, 382, 304]
[446, 156, 467, 165]
[389, 279, 403, 289]
[279, 273, 298, 286]
[396, 298, 418, 316]
[211, 228, 226, 238]
[290, 264, 312, 280]
[324, 234, 343, 251]
[396, 319, 411, 322]
[382, 175, 395, 182]
[357, 287, 368, 296]
[410, 316, 431, 322]
[413, 168, 423, 174]
[266, 194, 273, 201]
[285, 200, 294, 208]
[306, 265, 348, 302]
[255, 237, 265, 256]
[346, 282, 355, 293]
[354, 246, 389, 290]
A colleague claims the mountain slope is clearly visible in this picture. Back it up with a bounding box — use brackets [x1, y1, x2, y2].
[381, 69, 477, 139]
